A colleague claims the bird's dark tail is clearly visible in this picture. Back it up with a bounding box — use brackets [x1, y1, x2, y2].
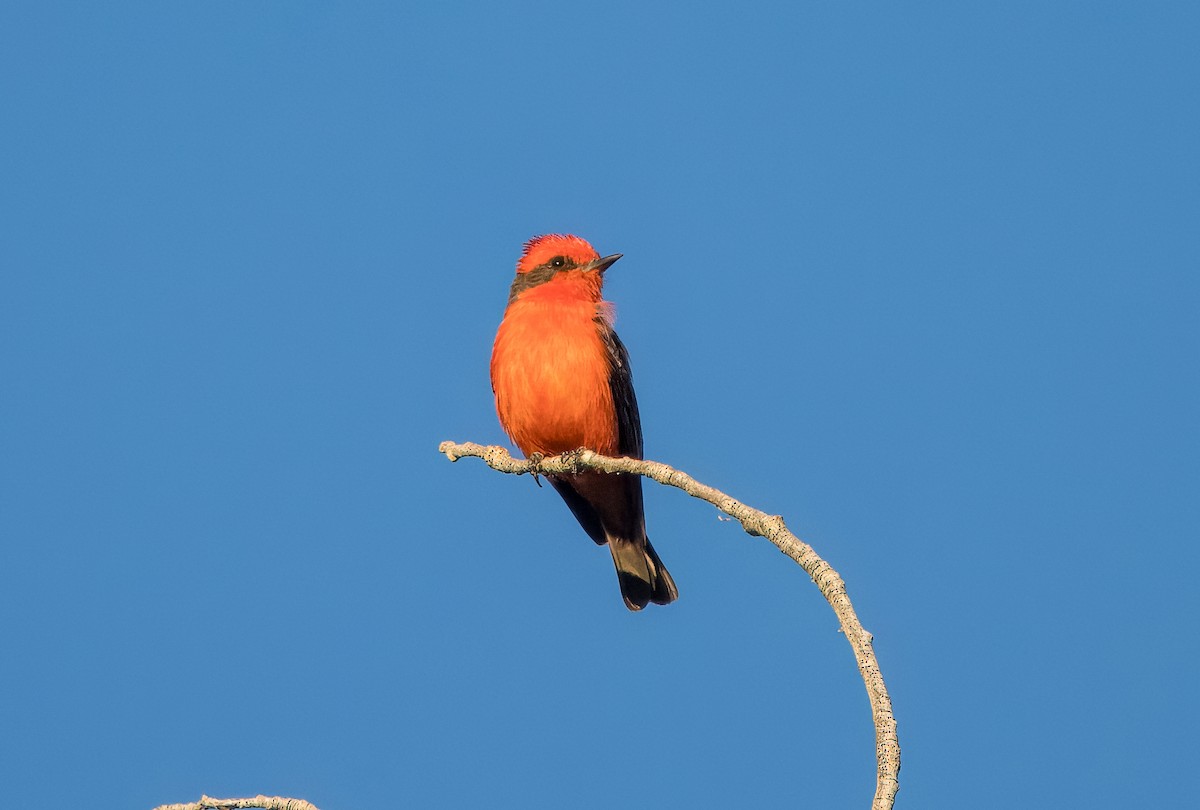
[608, 536, 678, 611]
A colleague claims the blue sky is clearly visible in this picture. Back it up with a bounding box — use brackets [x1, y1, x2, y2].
[2, 2, 1197, 808]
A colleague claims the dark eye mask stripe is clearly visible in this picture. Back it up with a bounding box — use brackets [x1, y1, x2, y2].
[507, 256, 579, 302]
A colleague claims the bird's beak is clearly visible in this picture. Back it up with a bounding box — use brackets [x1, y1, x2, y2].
[587, 253, 622, 274]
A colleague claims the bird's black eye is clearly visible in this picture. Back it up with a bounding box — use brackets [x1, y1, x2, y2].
[550, 256, 566, 268]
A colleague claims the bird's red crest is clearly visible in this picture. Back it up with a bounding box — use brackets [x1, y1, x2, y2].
[517, 233, 600, 274]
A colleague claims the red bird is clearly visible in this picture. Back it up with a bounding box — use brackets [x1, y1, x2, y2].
[491, 234, 678, 610]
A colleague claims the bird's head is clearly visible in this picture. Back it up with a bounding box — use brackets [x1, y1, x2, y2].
[508, 234, 622, 302]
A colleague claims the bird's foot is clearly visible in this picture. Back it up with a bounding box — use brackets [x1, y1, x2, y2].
[527, 452, 545, 487]
[561, 447, 590, 473]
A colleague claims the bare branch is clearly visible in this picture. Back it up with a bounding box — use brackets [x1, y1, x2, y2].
[152, 796, 320, 810]
[438, 440, 901, 810]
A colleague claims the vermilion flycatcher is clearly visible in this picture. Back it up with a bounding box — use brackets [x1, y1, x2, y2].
[490, 234, 678, 610]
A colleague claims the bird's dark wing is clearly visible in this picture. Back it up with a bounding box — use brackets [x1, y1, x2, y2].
[600, 321, 643, 459]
